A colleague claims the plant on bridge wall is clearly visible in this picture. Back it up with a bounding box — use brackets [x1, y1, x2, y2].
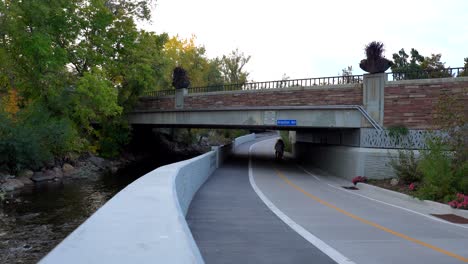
[359, 41, 393, 74]
[387, 125, 409, 147]
[172, 67, 191, 89]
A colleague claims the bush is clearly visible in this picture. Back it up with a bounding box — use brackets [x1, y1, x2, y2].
[388, 149, 422, 184]
[0, 104, 83, 173]
[352, 176, 367, 185]
[415, 138, 466, 202]
[448, 193, 468, 210]
[96, 119, 131, 158]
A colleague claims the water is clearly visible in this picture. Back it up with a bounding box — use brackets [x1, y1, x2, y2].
[0, 153, 194, 264]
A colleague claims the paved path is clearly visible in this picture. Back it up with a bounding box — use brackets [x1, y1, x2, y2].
[186, 136, 336, 264]
[187, 136, 468, 264]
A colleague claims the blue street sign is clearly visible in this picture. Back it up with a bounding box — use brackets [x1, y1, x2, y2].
[276, 120, 297, 126]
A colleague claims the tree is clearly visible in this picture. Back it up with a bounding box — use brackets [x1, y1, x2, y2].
[155, 35, 223, 89]
[460, 58, 468, 77]
[391, 48, 450, 79]
[0, 0, 162, 165]
[218, 48, 251, 84]
[339, 66, 354, 84]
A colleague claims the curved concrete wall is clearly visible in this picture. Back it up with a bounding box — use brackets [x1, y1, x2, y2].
[234, 133, 256, 148]
[40, 142, 235, 264]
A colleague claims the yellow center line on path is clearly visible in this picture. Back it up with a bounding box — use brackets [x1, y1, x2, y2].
[275, 169, 468, 263]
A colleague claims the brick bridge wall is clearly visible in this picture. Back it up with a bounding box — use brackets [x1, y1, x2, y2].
[135, 78, 468, 129]
[384, 78, 467, 129]
[136, 84, 362, 110]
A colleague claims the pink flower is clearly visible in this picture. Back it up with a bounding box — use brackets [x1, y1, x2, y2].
[409, 183, 416, 191]
[352, 176, 367, 185]
[448, 201, 457, 208]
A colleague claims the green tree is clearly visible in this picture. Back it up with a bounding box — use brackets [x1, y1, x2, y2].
[0, 0, 161, 166]
[460, 58, 468, 77]
[391, 48, 451, 79]
[218, 48, 251, 84]
[155, 35, 223, 89]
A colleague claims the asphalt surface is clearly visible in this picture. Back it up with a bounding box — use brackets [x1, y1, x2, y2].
[187, 136, 468, 264]
[186, 135, 336, 264]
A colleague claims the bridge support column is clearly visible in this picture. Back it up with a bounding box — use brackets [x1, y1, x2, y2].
[175, 88, 188, 109]
[363, 73, 385, 126]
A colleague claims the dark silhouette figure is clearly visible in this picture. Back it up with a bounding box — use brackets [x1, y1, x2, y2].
[172, 66, 190, 89]
[359, 41, 393, 74]
[274, 139, 285, 160]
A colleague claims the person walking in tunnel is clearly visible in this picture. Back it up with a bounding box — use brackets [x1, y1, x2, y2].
[274, 138, 285, 160]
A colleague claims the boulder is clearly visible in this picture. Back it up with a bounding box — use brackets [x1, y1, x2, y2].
[53, 167, 63, 178]
[1, 179, 25, 192]
[17, 176, 34, 185]
[18, 169, 34, 179]
[89, 156, 106, 169]
[31, 171, 55, 182]
[62, 163, 75, 176]
[110, 166, 119, 173]
[390, 178, 399, 186]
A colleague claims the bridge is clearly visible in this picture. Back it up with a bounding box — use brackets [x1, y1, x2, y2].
[129, 70, 468, 179]
[129, 69, 467, 130]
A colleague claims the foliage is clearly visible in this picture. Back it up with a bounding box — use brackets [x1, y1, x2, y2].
[391, 48, 451, 79]
[69, 69, 122, 132]
[460, 58, 468, 77]
[172, 66, 190, 89]
[156, 35, 223, 89]
[388, 149, 422, 185]
[280, 131, 292, 153]
[432, 93, 467, 172]
[364, 41, 385, 60]
[95, 118, 131, 158]
[0, 0, 161, 164]
[359, 41, 392, 74]
[0, 104, 82, 173]
[218, 48, 251, 84]
[410, 92, 468, 202]
[448, 193, 468, 210]
[1, 89, 21, 118]
[339, 66, 354, 84]
[352, 176, 367, 185]
[415, 138, 466, 202]
[387, 125, 409, 146]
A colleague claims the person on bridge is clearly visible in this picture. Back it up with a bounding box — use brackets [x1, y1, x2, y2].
[274, 139, 285, 160]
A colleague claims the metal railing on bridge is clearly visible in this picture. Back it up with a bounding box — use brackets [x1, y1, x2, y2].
[143, 74, 363, 97]
[387, 66, 467, 81]
[143, 66, 467, 97]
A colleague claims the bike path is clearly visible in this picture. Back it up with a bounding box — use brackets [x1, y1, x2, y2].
[186, 138, 337, 264]
[251, 138, 468, 264]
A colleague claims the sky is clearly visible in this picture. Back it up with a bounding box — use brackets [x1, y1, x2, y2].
[141, 0, 468, 82]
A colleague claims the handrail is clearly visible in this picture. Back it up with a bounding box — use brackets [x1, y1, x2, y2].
[142, 66, 467, 98]
[142, 74, 363, 97]
[387, 66, 467, 81]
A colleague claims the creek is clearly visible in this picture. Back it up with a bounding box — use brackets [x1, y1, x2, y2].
[0, 151, 196, 264]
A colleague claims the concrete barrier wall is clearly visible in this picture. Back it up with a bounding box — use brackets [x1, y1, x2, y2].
[234, 133, 256, 148]
[296, 143, 420, 180]
[39, 134, 257, 264]
[39, 140, 241, 264]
